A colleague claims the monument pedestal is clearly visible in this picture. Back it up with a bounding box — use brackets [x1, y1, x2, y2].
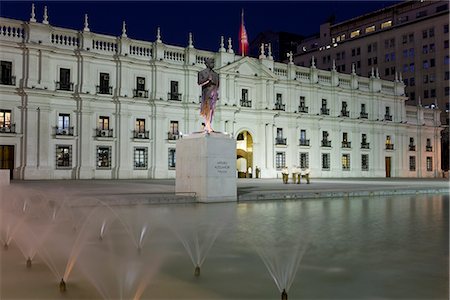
[176, 132, 236, 203]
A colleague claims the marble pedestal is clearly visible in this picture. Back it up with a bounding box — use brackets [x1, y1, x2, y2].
[0, 170, 10, 185]
[176, 132, 237, 203]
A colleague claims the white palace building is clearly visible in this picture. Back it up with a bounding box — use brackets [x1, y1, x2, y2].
[0, 9, 443, 180]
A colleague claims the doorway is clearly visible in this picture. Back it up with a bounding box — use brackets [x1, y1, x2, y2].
[385, 156, 391, 178]
[0, 145, 14, 179]
[236, 131, 253, 178]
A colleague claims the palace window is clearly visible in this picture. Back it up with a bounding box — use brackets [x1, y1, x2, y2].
[0, 61, 14, 85]
[409, 156, 416, 171]
[169, 81, 181, 100]
[134, 77, 148, 98]
[426, 157, 432, 171]
[342, 154, 350, 170]
[97, 146, 112, 169]
[300, 152, 309, 169]
[0, 110, 11, 128]
[56, 145, 72, 168]
[275, 152, 286, 170]
[168, 148, 176, 169]
[57, 68, 72, 91]
[361, 154, 369, 171]
[168, 120, 179, 140]
[381, 20, 392, 29]
[134, 147, 148, 169]
[322, 153, 330, 170]
[365, 26, 375, 34]
[98, 73, 112, 94]
[98, 116, 109, 130]
[57, 113, 71, 135]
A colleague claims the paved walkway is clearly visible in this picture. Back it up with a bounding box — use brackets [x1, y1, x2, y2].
[7, 177, 449, 203]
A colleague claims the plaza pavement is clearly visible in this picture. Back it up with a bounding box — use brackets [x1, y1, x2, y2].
[7, 177, 449, 203]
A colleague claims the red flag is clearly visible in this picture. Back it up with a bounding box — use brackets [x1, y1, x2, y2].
[239, 9, 249, 56]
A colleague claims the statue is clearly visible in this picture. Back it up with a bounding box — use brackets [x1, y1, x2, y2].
[198, 58, 219, 133]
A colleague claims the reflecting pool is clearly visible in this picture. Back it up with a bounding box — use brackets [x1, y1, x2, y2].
[1, 188, 448, 299]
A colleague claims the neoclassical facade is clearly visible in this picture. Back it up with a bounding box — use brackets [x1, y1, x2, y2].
[0, 13, 442, 180]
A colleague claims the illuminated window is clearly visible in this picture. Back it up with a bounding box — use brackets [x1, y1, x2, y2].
[97, 146, 112, 169]
[381, 21, 392, 29]
[365, 26, 375, 33]
[56, 145, 72, 168]
[342, 154, 350, 170]
[350, 30, 360, 38]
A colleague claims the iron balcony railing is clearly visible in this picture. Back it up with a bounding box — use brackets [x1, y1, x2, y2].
[168, 131, 180, 140]
[299, 139, 310, 146]
[56, 82, 74, 91]
[0, 76, 16, 86]
[133, 130, 149, 139]
[321, 139, 332, 147]
[275, 137, 287, 145]
[426, 145, 433, 151]
[96, 128, 113, 137]
[340, 110, 350, 117]
[384, 114, 393, 121]
[361, 142, 370, 149]
[342, 141, 352, 148]
[409, 145, 416, 151]
[240, 99, 252, 107]
[274, 103, 285, 111]
[360, 112, 368, 119]
[386, 144, 394, 150]
[96, 85, 113, 95]
[0, 124, 16, 133]
[133, 89, 149, 98]
[168, 93, 182, 101]
[298, 106, 308, 113]
[55, 126, 74, 136]
[321, 108, 330, 115]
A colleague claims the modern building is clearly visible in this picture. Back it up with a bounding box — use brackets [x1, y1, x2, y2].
[0, 9, 443, 180]
[294, 1, 449, 126]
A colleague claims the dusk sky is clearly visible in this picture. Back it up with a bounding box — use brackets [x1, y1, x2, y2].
[1, 1, 399, 52]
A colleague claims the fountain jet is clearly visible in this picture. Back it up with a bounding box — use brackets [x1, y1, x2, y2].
[59, 278, 66, 292]
[194, 265, 200, 277]
[26, 257, 32, 268]
[281, 289, 288, 300]
[3, 243, 8, 250]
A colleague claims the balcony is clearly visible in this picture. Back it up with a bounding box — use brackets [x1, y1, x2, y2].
[342, 141, 352, 148]
[321, 140, 332, 147]
[275, 137, 287, 145]
[0, 76, 16, 86]
[340, 110, 350, 117]
[299, 139, 310, 146]
[0, 124, 16, 133]
[96, 128, 113, 138]
[409, 145, 416, 151]
[360, 112, 368, 119]
[168, 93, 182, 101]
[361, 142, 370, 149]
[168, 131, 180, 140]
[133, 130, 149, 139]
[56, 82, 74, 91]
[96, 85, 113, 95]
[384, 114, 392, 121]
[55, 126, 74, 136]
[240, 99, 252, 107]
[321, 108, 330, 115]
[274, 103, 285, 111]
[298, 106, 309, 113]
[426, 145, 433, 152]
[386, 144, 394, 150]
[133, 89, 149, 98]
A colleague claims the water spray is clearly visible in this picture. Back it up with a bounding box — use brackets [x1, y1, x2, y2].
[26, 257, 32, 268]
[194, 265, 200, 277]
[59, 278, 66, 292]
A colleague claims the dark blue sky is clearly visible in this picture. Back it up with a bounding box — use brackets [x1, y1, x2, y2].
[1, 1, 399, 51]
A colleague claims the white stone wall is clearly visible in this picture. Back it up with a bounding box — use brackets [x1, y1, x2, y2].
[0, 16, 443, 179]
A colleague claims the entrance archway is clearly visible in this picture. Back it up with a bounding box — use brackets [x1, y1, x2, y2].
[236, 131, 253, 178]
